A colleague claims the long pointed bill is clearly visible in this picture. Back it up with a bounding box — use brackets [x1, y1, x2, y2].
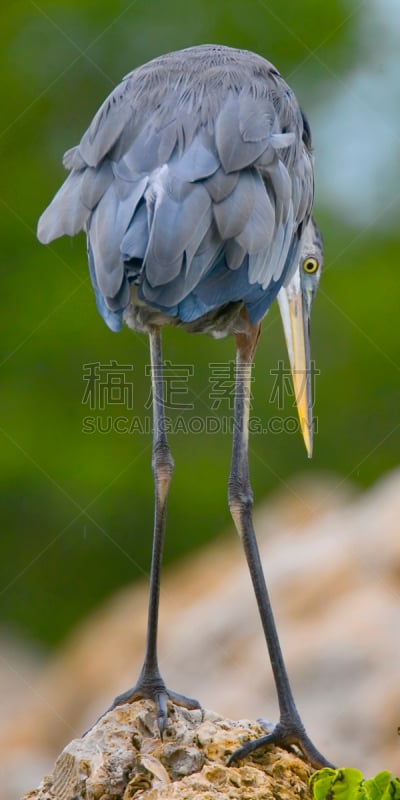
[277, 285, 313, 458]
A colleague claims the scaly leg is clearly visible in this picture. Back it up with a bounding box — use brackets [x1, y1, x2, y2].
[103, 328, 199, 734]
[227, 325, 333, 769]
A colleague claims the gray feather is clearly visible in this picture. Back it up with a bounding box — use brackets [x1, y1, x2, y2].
[37, 170, 89, 242]
[105, 279, 130, 311]
[263, 225, 284, 282]
[196, 218, 221, 255]
[270, 132, 296, 149]
[213, 169, 256, 239]
[169, 136, 219, 183]
[204, 167, 239, 203]
[292, 151, 313, 222]
[79, 81, 134, 167]
[89, 185, 135, 296]
[184, 204, 214, 273]
[239, 96, 274, 142]
[225, 239, 245, 270]
[141, 239, 218, 307]
[267, 159, 292, 226]
[248, 251, 274, 287]
[121, 119, 176, 175]
[254, 144, 277, 169]
[80, 162, 114, 210]
[283, 233, 302, 286]
[273, 204, 294, 282]
[121, 202, 148, 260]
[236, 186, 275, 254]
[63, 146, 86, 170]
[144, 181, 211, 286]
[215, 94, 272, 173]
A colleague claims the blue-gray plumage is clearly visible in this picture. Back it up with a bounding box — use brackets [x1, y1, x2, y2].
[38, 45, 330, 769]
[38, 45, 317, 334]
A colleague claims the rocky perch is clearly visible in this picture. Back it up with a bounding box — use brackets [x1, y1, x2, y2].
[23, 701, 313, 800]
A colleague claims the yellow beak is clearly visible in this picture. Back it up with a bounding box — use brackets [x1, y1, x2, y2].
[277, 284, 314, 458]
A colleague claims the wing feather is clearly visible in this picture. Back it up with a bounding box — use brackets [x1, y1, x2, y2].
[37, 45, 316, 328]
[37, 170, 89, 242]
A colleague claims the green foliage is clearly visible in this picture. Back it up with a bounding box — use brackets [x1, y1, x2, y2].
[311, 769, 400, 800]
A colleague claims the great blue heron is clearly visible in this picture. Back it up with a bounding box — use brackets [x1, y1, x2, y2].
[38, 44, 330, 768]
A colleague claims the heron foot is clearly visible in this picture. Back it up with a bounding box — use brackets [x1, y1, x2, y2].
[228, 717, 335, 770]
[87, 672, 201, 738]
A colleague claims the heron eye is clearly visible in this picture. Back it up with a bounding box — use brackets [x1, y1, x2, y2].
[303, 257, 319, 274]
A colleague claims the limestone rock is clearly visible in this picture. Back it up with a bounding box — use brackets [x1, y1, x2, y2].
[23, 701, 313, 800]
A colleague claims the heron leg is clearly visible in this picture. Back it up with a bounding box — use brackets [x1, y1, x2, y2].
[227, 325, 334, 769]
[99, 328, 199, 734]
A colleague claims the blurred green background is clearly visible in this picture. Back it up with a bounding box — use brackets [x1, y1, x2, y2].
[1, 0, 399, 647]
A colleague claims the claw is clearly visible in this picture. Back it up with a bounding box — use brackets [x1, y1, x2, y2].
[228, 720, 335, 770]
[85, 678, 201, 739]
[155, 690, 168, 737]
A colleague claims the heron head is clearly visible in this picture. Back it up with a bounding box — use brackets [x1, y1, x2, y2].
[277, 217, 323, 458]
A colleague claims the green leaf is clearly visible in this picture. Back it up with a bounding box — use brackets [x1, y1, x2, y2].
[310, 769, 400, 800]
[363, 772, 400, 800]
[311, 768, 364, 800]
